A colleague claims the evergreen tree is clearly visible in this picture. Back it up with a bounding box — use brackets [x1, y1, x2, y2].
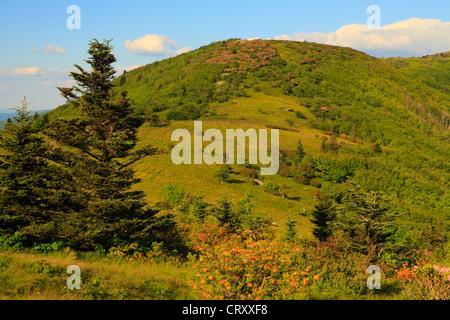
[321, 138, 327, 153]
[191, 196, 208, 221]
[294, 138, 306, 163]
[119, 70, 127, 86]
[46, 39, 168, 250]
[310, 194, 335, 242]
[350, 124, 357, 140]
[215, 164, 232, 184]
[215, 197, 240, 232]
[372, 142, 382, 154]
[285, 217, 297, 241]
[336, 183, 396, 261]
[328, 134, 340, 152]
[0, 98, 76, 246]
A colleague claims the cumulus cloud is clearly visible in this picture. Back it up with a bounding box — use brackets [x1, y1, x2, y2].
[115, 65, 142, 73]
[41, 45, 68, 54]
[0, 67, 74, 81]
[273, 34, 291, 41]
[42, 79, 76, 87]
[0, 68, 73, 111]
[175, 47, 193, 55]
[124, 34, 191, 56]
[275, 18, 450, 57]
[10, 66, 41, 76]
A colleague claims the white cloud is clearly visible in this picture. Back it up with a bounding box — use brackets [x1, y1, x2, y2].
[115, 65, 142, 73]
[0, 68, 73, 111]
[175, 47, 192, 55]
[273, 34, 291, 41]
[275, 18, 450, 57]
[41, 45, 68, 54]
[0, 67, 74, 80]
[10, 66, 41, 76]
[31, 47, 38, 52]
[42, 79, 76, 87]
[124, 34, 191, 56]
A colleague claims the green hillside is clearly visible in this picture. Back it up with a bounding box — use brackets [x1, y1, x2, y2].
[52, 38, 449, 241]
[383, 51, 450, 95]
[4, 39, 450, 300]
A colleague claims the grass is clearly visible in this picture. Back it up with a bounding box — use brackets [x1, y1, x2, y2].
[0, 248, 198, 300]
[132, 92, 331, 237]
[5, 39, 449, 300]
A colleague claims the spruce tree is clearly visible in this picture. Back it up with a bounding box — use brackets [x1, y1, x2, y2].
[294, 138, 306, 163]
[215, 197, 240, 232]
[310, 194, 335, 242]
[328, 134, 340, 152]
[336, 183, 396, 261]
[321, 139, 327, 153]
[285, 217, 298, 241]
[46, 39, 167, 250]
[215, 164, 232, 184]
[372, 142, 382, 154]
[0, 98, 74, 246]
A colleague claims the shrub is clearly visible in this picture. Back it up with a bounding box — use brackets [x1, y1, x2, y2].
[285, 119, 294, 127]
[215, 165, 233, 184]
[263, 180, 287, 197]
[189, 233, 309, 299]
[295, 175, 310, 185]
[188, 232, 374, 300]
[239, 166, 260, 179]
[166, 110, 189, 120]
[309, 179, 322, 188]
[295, 111, 306, 119]
[163, 183, 186, 209]
[292, 162, 315, 185]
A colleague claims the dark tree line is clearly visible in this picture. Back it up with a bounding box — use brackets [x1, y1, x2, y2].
[0, 39, 179, 252]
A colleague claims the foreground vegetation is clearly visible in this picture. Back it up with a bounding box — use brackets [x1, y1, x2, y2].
[1, 38, 449, 300]
[2, 224, 450, 300]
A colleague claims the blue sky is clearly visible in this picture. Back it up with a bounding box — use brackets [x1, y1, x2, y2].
[0, 0, 449, 110]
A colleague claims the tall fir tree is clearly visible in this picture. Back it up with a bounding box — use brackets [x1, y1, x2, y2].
[285, 217, 298, 241]
[45, 39, 172, 250]
[335, 183, 396, 261]
[215, 197, 240, 232]
[294, 138, 306, 163]
[0, 98, 76, 246]
[310, 194, 335, 242]
[328, 134, 340, 152]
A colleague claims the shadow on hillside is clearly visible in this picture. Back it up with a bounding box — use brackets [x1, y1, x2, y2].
[226, 179, 245, 184]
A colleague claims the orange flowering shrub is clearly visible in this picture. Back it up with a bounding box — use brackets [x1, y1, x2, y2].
[393, 262, 450, 299]
[375, 251, 450, 300]
[189, 230, 322, 300]
[108, 241, 165, 262]
[108, 242, 144, 261]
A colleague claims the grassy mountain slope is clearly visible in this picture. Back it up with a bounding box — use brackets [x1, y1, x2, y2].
[3, 38, 449, 300]
[49, 39, 449, 246]
[383, 51, 450, 95]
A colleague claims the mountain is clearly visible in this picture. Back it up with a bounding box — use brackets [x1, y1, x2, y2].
[0, 109, 52, 128]
[0, 112, 17, 124]
[383, 51, 450, 95]
[48, 39, 449, 244]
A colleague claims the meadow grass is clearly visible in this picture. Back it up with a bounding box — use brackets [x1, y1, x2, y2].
[0, 248, 198, 300]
